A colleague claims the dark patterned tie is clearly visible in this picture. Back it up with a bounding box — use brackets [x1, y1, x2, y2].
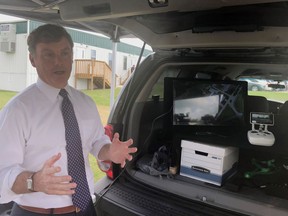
[59, 89, 96, 215]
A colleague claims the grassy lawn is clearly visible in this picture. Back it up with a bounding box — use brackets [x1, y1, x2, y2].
[0, 88, 122, 182]
[249, 90, 288, 102]
[0, 90, 19, 109]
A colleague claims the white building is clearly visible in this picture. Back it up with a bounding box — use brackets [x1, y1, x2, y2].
[0, 20, 152, 92]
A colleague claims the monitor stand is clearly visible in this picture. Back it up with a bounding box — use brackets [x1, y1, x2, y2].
[247, 124, 275, 146]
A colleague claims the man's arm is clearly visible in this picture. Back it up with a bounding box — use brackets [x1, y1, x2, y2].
[11, 171, 35, 194]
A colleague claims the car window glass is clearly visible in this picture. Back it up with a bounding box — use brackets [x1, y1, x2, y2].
[148, 67, 180, 100]
[238, 78, 288, 102]
[149, 72, 288, 103]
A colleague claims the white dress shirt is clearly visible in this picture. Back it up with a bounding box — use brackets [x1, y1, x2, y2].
[0, 78, 111, 208]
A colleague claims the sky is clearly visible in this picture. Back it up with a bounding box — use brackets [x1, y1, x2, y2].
[0, 14, 23, 21]
[0, 13, 151, 49]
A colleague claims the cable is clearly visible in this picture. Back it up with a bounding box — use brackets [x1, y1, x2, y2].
[94, 105, 173, 207]
[94, 162, 127, 208]
[95, 42, 149, 207]
[120, 42, 147, 114]
[142, 105, 173, 147]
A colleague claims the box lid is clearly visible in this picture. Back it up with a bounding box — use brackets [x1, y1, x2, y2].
[181, 140, 237, 156]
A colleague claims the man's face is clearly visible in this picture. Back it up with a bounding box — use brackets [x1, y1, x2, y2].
[29, 37, 73, 89]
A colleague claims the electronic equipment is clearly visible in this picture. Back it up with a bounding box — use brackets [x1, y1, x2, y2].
[164, 78, 247, 128]
[247, 112, 275, 146]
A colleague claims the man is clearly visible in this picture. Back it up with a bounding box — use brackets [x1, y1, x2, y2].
[131, 65, 135, 73]
[0, 24, 137, 215]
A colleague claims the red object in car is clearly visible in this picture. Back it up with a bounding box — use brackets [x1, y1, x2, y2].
[97, 124, 114, 179]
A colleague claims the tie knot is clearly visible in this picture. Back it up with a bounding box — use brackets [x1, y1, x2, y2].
[59, 89, 68, 98]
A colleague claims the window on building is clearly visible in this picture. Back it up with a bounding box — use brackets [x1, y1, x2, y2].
[108, 53, 112, 68]
[91, 50, 96, 60]
[123, 56, 127, 70]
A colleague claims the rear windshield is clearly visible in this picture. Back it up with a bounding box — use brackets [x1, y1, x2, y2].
[237, 78, 288, 102]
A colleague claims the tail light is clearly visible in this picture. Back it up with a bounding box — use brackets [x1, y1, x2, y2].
[97, 124, 114, 179]
[104, 124, 114, 140]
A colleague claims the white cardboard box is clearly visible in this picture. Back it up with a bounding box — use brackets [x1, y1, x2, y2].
[180, 140, 239, 186]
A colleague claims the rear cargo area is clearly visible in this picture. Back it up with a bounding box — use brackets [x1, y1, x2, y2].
[125, 62, 288, 215]
[130, 116, 288, 215]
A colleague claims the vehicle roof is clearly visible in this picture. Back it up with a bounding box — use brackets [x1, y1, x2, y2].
[1, 0, 288, 50]
[2, 0, 288, 82]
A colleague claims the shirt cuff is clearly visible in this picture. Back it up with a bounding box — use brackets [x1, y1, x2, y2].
[91, 137, 111, 161]
[0, 166, 25, 203]
[97, 160, 112, 171]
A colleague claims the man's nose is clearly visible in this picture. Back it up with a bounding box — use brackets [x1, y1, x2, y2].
[53, 54, 65, 65]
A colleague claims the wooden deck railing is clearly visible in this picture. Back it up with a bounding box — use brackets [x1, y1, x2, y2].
[120, 68, 132, 85]
[74, 59, 112, 89]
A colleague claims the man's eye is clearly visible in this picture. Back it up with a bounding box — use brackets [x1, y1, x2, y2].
[61, 51, 71, 58]
[43, 53, 54, 59]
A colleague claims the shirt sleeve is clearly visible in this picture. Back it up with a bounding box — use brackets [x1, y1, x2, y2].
[0, 102, 27, 203]
[90, 117, 111, 160]
[83, 97, 112, 160]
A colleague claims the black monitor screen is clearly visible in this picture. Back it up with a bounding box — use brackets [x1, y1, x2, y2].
[169, 79, 247, 126]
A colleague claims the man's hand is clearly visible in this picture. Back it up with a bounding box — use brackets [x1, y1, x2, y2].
[99, 133, 137, 168]
[33, 153, 76, 195]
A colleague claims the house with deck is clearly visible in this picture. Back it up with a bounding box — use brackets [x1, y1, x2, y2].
[0, 20, 152, 92]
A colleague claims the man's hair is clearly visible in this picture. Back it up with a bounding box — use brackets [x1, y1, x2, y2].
[27, 24, 74, 54]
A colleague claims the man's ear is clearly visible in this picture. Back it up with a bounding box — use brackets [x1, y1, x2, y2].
[29, 53, 36, 67]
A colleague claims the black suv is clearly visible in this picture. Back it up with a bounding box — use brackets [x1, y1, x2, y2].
[92, 2, 288, 216]
[2, 1, 288, 216]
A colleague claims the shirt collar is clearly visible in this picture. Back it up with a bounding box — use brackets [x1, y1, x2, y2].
[36, 78, 71, 102]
